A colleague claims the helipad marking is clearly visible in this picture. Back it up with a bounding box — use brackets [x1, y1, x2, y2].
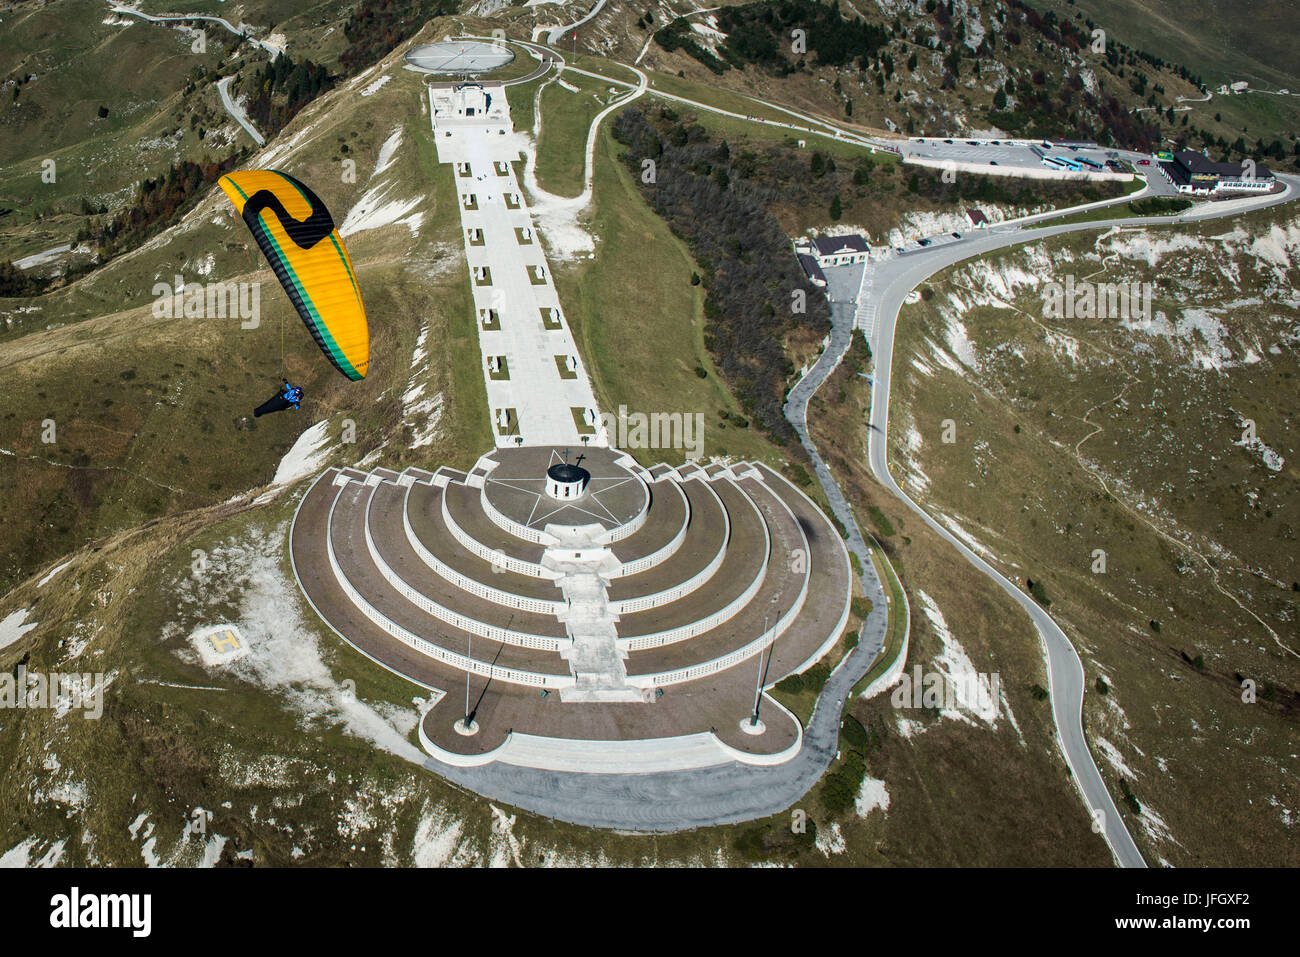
[190, 624, 251, 667]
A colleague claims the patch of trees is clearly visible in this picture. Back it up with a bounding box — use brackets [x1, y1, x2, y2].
[654, 17, 730, 74]
[0, 259, 46, 297]
[1027, 576, 1051, 607]
[820, 714, 887, 815]
[716, 0, 890, 73]
[776, 658, 831, 695]
[245, 55, 334, 138]
[90, 154, 245, 261]
[612, 107, 831, 443]
[340, 0, 459, 75]
[1130, 197, 1191, 216]
[904, 164, 1123, 208]
[989, 79, 1155, 150]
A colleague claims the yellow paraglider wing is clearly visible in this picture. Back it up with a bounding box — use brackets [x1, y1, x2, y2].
[218, 170, 369, 380]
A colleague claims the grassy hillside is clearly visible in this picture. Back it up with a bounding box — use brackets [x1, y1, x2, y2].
[1028, 0, 1297, 90]
[882, 206, 1300, 865]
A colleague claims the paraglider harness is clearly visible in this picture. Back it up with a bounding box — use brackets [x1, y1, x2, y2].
[253, 378, 304, 417]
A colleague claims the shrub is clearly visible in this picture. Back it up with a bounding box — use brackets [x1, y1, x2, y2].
[868, 506, 895, 537]
[841, 714, 870, 750]
[1027, 577, 1051, 607]
[776, 673, 806, 694]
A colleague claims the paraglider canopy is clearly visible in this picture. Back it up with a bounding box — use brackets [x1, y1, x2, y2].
[219, 170, 369, 380]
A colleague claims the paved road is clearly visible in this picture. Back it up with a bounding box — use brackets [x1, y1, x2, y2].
[216, 76, 265, 146]
[783, 264, 898, 676]
[109, 3, 283, 58]
[859, 175, 1299, 868]
[541, 0, 607, 46]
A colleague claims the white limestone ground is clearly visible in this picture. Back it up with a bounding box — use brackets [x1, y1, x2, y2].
[270, 420, 333, 487]
[0, 837, 66, 867]
[936, 513, 997, 564]
[1137, 801, 1182, 850]
[879, 204, 1048, 247]
[403, 322, 445, 449]
[340, 127, 425, 237]
[1095, 736, 1137, 780]
[411, 801, 474, 867]
[170, 525, 426, 764]
[915, 589, 1015, 731]
[36, 559, 75, 588]
[1267, 795, 1294, 829]
[0, 608, 38, 651]
[901, 422, 930, 494]
[1234, 413, 1286, 472]
[815, 820, 846, 856]
[32, 752, 90, 819]
[360, 75, 391, 97]
[931, 225, 1300, 380]
[855, 775, 890, 818]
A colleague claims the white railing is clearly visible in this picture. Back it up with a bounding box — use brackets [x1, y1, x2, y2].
[362, 487, 565, 652]
[629, 569, 809, 689]
[627, 475, 813, 688]
[403, 485, 565, 615]
[440, 486, 559, 580]
[325, 492, 567, 689]
[611, 480, 690, 579]
[607, 478, 735, 615]
[620, 536, 768, 650]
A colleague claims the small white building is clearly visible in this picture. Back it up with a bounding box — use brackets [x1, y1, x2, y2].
[796, 234, 870, 268]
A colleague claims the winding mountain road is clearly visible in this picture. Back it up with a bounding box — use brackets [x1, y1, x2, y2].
[858, 176, 1299, 868]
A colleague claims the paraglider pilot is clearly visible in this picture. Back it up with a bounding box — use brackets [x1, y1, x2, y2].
[254, 378, 304, 417]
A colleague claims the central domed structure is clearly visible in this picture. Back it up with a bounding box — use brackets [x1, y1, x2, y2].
[546, 461, 590, 499]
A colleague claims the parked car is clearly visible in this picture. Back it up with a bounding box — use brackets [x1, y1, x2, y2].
[918, 238, 931, 246]
[943, 138, 953, 144]
[1137, 159, 1151, 166]
[990, 159, 999, 165]
[951, 232, 962, 239]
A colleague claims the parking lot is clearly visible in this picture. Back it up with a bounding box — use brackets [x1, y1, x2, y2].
[900, 136, 1141, 178]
